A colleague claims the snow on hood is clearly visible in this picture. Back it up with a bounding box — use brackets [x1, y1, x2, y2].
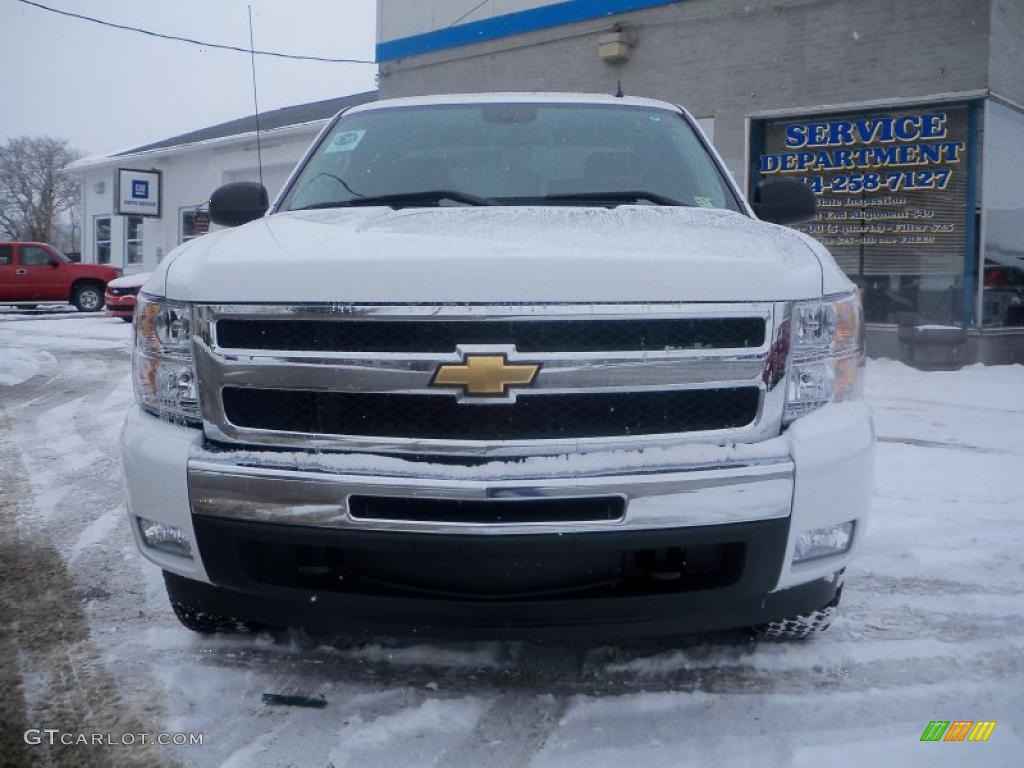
[158, 206, 834, 304]
[107, 272, 152, 290]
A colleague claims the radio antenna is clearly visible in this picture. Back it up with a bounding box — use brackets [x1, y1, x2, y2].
[247, 5, 264, 187]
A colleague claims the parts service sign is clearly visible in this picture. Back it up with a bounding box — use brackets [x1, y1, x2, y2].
[757, 108, 969, 277]
[117, 168, 162, 218]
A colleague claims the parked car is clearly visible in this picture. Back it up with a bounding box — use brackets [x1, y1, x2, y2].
[105, 272, 152, 322]
[122, 94, 873, 642]
[0, 241, 120, 311]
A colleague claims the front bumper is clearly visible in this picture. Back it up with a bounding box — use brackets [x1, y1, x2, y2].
[121, 401, 874, 634]
[164, 520, 844, 640]
[104, 292, 136, 317]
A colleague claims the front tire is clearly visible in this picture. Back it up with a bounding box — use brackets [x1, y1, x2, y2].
[164, 571, 261, 634]
[751, 588, 842, 641]
[169, 597, 257, 634]
[72, 283, 104, 312]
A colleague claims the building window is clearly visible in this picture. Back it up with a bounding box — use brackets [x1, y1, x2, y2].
[751, 105, 974, 326]
[95, 216, 111, 264]
[179, 207, 210, 244]
[125, 215, 144, 265]
[981, 100, 1024, 327]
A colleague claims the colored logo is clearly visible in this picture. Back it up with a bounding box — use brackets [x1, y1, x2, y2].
[431, 354, 540, 398]
[324, 129, 367, 155]
[132, 180, 150, 199]
[920, 721, 997, 742]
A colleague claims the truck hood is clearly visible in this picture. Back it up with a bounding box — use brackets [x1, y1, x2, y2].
[160, 206, 829, 303]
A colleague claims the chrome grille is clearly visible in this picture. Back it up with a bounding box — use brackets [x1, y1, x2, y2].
[215, 316, 766, 353]
[221, 387, 762, 441]
[193, 303, 788, 457]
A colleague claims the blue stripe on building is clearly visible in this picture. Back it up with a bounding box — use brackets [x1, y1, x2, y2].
[376, 0, 680, 61]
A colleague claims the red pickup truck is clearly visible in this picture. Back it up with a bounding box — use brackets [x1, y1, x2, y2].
[0, 241, 120, 311]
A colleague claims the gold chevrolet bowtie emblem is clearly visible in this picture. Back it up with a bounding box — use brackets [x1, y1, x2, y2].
[431, 354, 540, 397]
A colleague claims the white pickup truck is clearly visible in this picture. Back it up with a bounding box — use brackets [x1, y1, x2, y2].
[122, 94, 873, 641]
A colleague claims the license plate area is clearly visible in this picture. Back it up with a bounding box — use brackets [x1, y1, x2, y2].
[347, 495, 625, 524]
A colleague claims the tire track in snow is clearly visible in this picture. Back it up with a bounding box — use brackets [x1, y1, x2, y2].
[0, 405, 172, 768]
[443, 692, 567, 768]
[130, 622, 1024, 700]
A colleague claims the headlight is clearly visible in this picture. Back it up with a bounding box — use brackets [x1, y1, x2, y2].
[784, 291, 864, 423]
[133, 294, 200, 424]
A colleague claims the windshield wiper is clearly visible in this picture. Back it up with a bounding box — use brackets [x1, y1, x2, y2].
[521, 191, 693, 207]
[293, 190, 496, 211]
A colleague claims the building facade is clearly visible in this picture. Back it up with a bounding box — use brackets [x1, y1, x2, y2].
[71, 92, 376, 275]
[376, 0, 1024, 362]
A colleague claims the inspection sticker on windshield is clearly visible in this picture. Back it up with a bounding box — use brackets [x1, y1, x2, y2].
[324, 130, 366, 154]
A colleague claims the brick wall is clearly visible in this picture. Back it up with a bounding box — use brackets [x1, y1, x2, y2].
[379, 0, 993, 179]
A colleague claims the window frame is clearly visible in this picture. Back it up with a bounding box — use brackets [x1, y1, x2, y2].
[179, 206, 202, 244]
[20, 245, 54, 267]
[94, 215, 112, 265]
[124, 215, 144, 265]
[747, 100, 980, 328]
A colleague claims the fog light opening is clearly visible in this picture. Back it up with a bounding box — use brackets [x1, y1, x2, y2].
[793, 521, 854, 564]
[138, 517, 193, 558]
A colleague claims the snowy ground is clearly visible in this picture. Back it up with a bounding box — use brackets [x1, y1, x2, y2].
[1, 309, 1021, 767]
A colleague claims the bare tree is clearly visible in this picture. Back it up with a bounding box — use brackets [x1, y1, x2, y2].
[0, 136, 82, 244]
[53, 195, 82, 255]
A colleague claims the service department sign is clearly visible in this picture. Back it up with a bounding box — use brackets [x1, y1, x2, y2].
[116, 168, 162, 218]
[753, 107, 969, 278]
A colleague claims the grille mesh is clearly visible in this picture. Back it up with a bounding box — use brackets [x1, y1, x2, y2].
[348, 496, 625, 524]
[216, 317, 765, 353]
[222, 387, 761, 441]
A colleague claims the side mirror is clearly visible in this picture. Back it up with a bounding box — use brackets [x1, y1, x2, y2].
[209, 181, 269, 227]
[752, 179, 817, 225]
[49, 258, 60, 268]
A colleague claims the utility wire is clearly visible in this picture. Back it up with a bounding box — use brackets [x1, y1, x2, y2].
[448, 0, 490, 27]
[15, 0, 376, 64]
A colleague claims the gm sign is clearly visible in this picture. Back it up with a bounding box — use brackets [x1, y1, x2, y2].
[117, 168, 161, 217]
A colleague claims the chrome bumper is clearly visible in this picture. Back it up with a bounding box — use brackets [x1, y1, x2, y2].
[187, 454, 794, 535]
[183, 300, 796, 535]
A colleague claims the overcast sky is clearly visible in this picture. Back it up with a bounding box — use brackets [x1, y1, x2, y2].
[1, 0, 378, 157]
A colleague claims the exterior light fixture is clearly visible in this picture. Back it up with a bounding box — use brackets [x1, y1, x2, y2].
[599, 31, 632, 64]
[137, 517, 193, 558]
[792, 521, 855, 564]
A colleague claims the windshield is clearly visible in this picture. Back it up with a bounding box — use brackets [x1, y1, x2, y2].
[279, 102, 742, 212]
